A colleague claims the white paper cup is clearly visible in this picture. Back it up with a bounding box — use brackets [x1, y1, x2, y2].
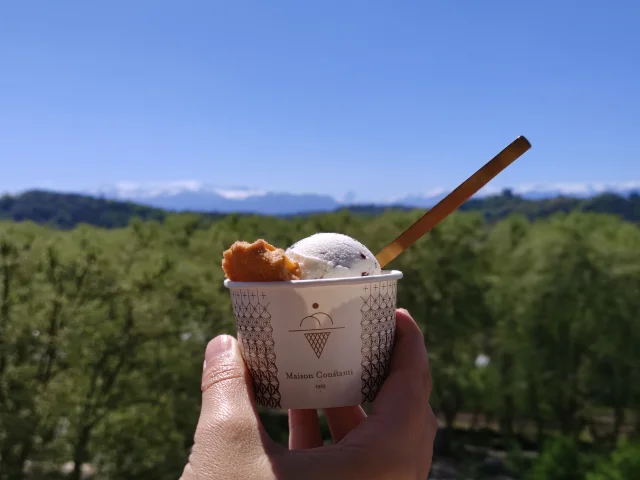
[224, 270, 403, 410]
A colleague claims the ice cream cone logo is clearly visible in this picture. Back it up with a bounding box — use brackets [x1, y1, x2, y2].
[304, 331, 331, 358]
[289, 302, 345, 359]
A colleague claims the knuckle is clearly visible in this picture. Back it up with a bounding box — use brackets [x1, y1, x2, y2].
[201, 360, 247, 393]
[196, 408, 253, 448]
[219, 414, 255, 441]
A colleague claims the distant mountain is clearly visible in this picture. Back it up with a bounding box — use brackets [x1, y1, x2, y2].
[392, 182, 640, 208]
[86, 182, 340, 215]
[83, 181, 640, 214]
[497, 182, 640, 200]
[2, 188, 640, 230]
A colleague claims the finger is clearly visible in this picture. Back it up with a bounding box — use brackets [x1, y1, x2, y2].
[418, 405, 439, 480]
[322, 406, 367, 443]
[193, 335, 275, 461]
[289, 409, 323, 449]
[371, 308, 432, 418]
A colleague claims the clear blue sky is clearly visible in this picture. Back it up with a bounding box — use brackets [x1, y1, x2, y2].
[1, 1, 638, 201]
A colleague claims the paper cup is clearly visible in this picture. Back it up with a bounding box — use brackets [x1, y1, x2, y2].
[224, 270, 403, 410]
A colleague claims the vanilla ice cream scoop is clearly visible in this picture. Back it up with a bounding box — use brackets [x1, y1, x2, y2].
[285, 233, 381, 280]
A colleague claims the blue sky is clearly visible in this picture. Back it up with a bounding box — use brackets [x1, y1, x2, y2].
[1, 1, 638, 201]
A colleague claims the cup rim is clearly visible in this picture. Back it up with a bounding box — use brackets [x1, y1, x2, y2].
[224, 269, 403, 289]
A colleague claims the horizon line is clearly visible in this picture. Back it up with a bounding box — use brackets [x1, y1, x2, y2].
[2, 180, 640, 202]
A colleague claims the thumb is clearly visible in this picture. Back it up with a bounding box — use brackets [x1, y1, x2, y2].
[370, 308, 432, 419]
[192, 335, 273, 463]
[181, 335, 279, 480]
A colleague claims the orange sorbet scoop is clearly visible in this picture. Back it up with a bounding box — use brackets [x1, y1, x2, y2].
[222, 239, 301, 282]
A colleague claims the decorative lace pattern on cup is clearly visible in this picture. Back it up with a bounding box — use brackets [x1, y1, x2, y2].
[360, 281, 397, 403]
[232, 290, 281, 408]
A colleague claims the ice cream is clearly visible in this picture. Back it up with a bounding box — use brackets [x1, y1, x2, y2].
[221, 239, 301, 282]
[222, 233, 381, 281]
[286, 233, 381, 279]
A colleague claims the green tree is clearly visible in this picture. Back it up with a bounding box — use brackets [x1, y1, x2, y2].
[484, 215, 532, 438]
[506, 214, 609, 439]
[392, 213, 490, 452]
[586, 440, 640, 480]
[527, 436, 591, 480]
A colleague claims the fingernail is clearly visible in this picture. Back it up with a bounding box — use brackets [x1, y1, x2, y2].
[397, 307, 410, 315]
[205, 335, 234, 367]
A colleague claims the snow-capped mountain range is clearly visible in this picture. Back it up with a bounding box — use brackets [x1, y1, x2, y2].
[77, 181, 640, 215]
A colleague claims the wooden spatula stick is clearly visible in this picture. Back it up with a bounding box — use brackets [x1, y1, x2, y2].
[375, 136, 532, 269]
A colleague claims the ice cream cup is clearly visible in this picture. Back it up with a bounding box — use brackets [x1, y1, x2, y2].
[223, 270, 403, 410]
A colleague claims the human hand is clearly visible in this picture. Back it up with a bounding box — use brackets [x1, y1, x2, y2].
[180, 308, 437, 480]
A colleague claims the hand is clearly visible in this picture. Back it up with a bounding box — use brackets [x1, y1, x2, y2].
[180, 308, 437, 480]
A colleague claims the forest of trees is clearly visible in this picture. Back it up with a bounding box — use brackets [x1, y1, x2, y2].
[1, 206, 639, 479]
